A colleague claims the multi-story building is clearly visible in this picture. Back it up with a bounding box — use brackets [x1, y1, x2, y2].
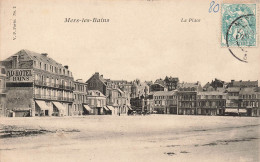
[225, 80, 258, 116]
[131, 79, 149, 98]
[197, 91, 227, 116]
[239, 87, 260, 116]
[177, 82, 202, 115]
[0, 66, 7, 116]
[130, 94, 154, 113]
[0, 49, 74, 117]
[86, 72, 131, 115]
[86, 90, 107, 115]
[72, 79, 88, 116]
[153, 90, 178, 114]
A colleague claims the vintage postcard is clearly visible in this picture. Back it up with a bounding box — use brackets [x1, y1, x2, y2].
[0, 0, 259, 162]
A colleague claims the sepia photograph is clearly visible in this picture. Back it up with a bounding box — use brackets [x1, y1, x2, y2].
[0, 0, 259, 161]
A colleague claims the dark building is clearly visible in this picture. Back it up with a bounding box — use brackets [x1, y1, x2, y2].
[164, 76, 179, 91]
[86, 72, 131, 115]
[130, 94, 153, 113]
[203, 78, 225, 91]
[177, 82, 202, 115]
[1, 49, 74, 117]
[150, 79, 167, 92]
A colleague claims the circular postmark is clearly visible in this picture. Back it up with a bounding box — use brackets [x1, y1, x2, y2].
[222, 4, 257, 63]
[226, 14, 255, 63]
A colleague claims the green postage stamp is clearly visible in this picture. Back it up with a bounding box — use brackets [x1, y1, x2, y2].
[221, 4, 257, 47]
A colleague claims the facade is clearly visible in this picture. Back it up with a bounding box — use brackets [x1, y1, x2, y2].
[239, 88, 260, 116]
[72, 79, 88, 116]
[131, 79, 149, 98]
[0, 66, 7, 116]
[177, 82, 202, 115]
[153, 90, 178, 114]
[86, 72, 132, 115]
[1, 49, 74, 117]
[130, 95, 154, 113]
[86, 90, 107, 115]
[197, 91, 227, 116]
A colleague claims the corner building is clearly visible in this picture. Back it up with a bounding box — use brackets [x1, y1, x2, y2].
[1, 49, 74, 117]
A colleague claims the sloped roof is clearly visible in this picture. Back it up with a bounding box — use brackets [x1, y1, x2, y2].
[230, 80, 258, 87]
[3, 49, 64, 68]
[87, 90, 105, 97]
[239, 87, 257, 94]
[154, 79, 166, 87]
[203, 82, 211, 89]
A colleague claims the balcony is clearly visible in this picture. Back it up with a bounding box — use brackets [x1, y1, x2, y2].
[198, 106, 220, 109]
[34, 80, 74, 91]
[35, 94, 74, 102]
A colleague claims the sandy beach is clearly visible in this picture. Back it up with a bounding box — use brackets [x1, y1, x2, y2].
[0, 115, 259, 162]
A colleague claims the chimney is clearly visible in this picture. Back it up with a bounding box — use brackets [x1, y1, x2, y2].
[100, 75, 103, 78]
[94, 72, 99, 77]
[41, 53, 48, 57]
[64, 65, 69, 69]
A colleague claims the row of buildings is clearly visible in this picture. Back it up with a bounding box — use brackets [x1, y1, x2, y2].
[0, 49, 259, 117]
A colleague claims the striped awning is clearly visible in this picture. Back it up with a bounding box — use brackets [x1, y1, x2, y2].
[35, 100, 51, 111]
[83, 105, 92, 111]
[52, 102, 66, 111]
[103, 106, 109, 111]
[225, 109, 238, 113]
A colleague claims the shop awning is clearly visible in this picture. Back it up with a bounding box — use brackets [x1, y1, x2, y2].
[225, 109, 238, 113]
[103, 106, 109, 111]
[107, 106, 115, 111]
[52, 102, 66, 111]
[238, 109, 247, 113]
[83, 105, 92, 111]
[35, 100, 51, 110]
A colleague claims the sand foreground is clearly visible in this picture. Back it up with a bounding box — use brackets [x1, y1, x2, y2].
[0, 115, 259, 162]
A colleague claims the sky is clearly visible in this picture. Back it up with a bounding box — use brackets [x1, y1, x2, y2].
[0, 0, 259, 86]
